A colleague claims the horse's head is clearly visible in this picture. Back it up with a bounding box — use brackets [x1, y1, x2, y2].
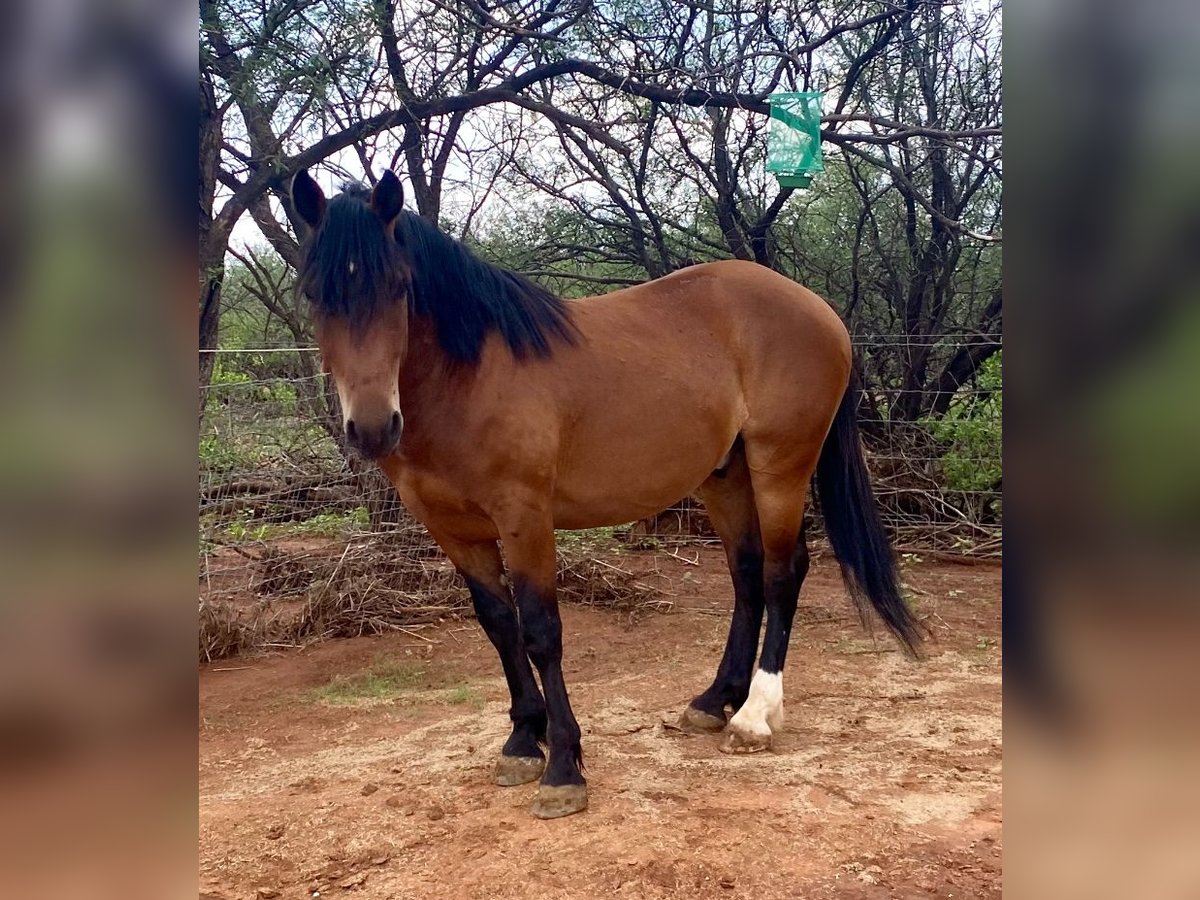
[292, 169, 410, 459]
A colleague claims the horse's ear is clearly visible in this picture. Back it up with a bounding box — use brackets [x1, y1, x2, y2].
[291, 169, 326, 229]
[371, 170, 404, 223]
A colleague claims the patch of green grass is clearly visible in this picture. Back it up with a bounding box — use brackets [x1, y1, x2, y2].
[308, 661, 429, 705]
[285, 507, 370, 537]
[208, 506, 371, 545]
[221, 513, 271, 543]
[444, 684, 485, 709]
[556, 525, 628, 554]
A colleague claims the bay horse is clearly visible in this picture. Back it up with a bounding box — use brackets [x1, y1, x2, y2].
[291, 169, 923, 819]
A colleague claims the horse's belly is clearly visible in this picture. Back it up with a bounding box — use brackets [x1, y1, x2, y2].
[550, 430, 732, 530]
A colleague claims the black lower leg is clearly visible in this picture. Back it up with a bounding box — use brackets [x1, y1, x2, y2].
[513, 577, 584, 787]
[757, 538, 810, 674]
[692, 538, 765, 716]
[466, 577, 547, 758]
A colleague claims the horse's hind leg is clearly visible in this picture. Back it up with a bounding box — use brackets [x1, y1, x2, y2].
[721, 457, 814, 754]
[682, 438, 765, 731]
[432, 534, 547, 785]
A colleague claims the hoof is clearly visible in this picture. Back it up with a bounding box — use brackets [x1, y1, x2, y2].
[531, 783, 588, 819]
[719, 722, 772, 754]
[495, 754, 545, 787]
[679, 705, 727, 733]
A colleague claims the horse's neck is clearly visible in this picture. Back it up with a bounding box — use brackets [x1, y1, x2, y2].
[396, 315, 486, 453]
[398, 315, 450, 409]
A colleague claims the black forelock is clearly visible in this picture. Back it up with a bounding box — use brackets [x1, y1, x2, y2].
[297, 183, 408, 333]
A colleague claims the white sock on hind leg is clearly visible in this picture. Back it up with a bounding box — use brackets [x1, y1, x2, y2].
[729, 669, 783, 737]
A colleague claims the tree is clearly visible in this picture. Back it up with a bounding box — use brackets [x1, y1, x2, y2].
[199, 0, 1001, 416]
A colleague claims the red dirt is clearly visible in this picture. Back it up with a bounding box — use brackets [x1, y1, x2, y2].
[200, 548, 1001, 899]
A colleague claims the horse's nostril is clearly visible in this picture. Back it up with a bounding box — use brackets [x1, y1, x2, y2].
[390, 411, 402, 434]
[345, 418, 358, 442]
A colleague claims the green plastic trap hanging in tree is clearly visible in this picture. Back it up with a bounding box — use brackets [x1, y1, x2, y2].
[766, 92, 824, 189]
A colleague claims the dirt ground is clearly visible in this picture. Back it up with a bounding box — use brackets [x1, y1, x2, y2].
[200, 548, 1002, 899]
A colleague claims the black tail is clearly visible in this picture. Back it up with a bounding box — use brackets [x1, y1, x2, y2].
[816, 370, 925, 656]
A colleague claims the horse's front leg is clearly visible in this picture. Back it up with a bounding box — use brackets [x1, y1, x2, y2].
[499, 510, 587, 819]
[434, 535, 548, 785]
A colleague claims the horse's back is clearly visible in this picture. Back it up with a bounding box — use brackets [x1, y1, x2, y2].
[573, 259, 851, 413]
[582, 259, 847, 347]
[675, 259, 849, 353]
[537, 261, 850, 528]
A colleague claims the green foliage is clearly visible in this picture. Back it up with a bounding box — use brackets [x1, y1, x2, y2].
[220, 510, 270, 543]
[200, 259, 342, 477]
[205, 362, 300, 414]
[199, 433, 243, 474]
[211, 366, 252, 387]
[556, 526, 628, 554]
[923, 355, 1003, 493]
[292, 507, 370, 537]
[206, 507, 370, 544]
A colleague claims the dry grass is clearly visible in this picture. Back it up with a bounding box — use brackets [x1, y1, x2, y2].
[199, 598, 262, 662]
[555, 555, 673, 617]
[199, 540, 667, 663]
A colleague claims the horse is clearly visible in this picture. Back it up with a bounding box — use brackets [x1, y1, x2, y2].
[290, 169, 924, 819]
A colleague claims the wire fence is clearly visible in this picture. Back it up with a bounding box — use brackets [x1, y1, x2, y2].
[198, 345, 1000, 659]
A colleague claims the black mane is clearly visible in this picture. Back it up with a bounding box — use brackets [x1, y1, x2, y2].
[396, 210, 577, 363]
[298, 183, 576, 364]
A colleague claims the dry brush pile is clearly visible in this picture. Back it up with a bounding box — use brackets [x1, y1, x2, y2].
[199, 533, 670, 663]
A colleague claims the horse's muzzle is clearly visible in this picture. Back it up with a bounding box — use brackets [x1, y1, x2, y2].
[345, 409, 403, 458]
